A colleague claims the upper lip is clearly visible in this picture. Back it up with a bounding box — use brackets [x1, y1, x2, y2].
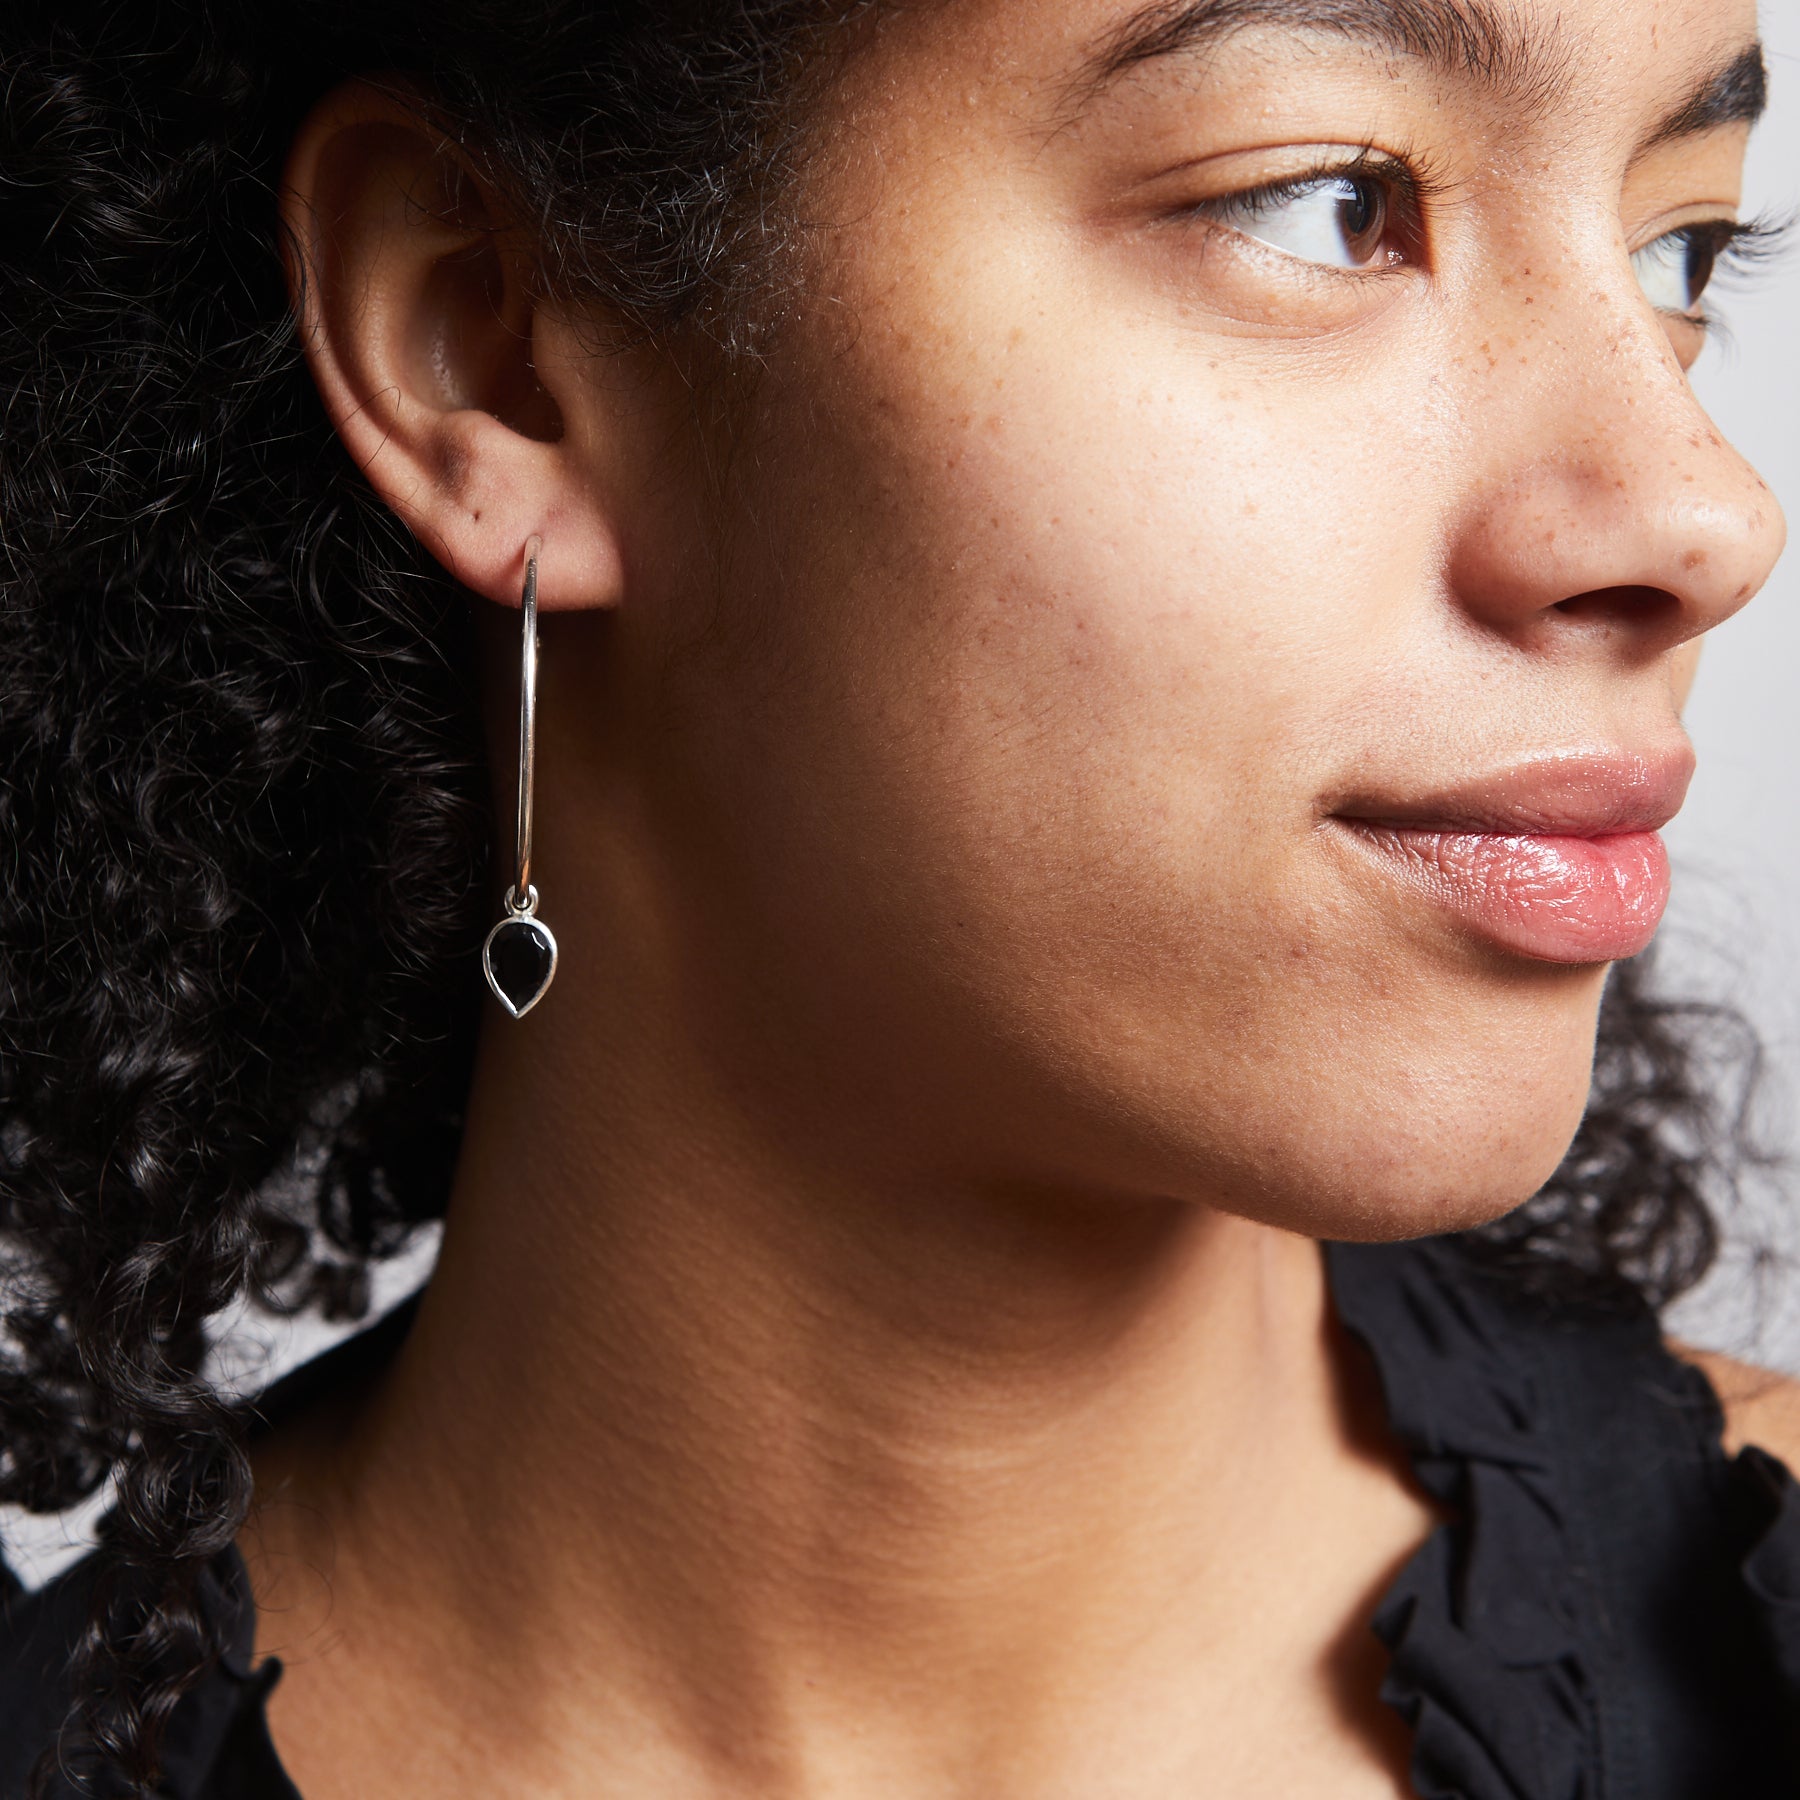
[1330, 744, 1696, 837]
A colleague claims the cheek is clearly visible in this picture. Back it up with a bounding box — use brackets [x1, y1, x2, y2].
[761, 274, 1396, 953]
[694, 262, 1598, 1233]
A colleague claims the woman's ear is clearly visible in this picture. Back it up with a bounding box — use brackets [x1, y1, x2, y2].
[280, 80, 625, 611]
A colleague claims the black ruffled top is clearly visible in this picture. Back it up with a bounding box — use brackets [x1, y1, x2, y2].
[4, 1236, 1798, 1797]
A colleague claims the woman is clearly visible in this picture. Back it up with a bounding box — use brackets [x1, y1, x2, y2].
[2, 0, 1798, 1792]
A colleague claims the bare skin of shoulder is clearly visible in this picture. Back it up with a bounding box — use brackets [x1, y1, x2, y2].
[1677, 1345, 1800, 1465]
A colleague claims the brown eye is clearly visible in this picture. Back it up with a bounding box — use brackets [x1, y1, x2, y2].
[1631, 225, 1726, 316]
[1334, 177, 1384, 258]
[1201, 167, 1409, 271]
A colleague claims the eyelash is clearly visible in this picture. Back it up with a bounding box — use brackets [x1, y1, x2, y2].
[1707, 214, 1793, 268]
[1683, 214, 1792, 332]
[1189, 146, 1445, 269]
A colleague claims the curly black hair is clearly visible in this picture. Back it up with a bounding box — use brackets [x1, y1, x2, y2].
[0, 0, 1767, 1792]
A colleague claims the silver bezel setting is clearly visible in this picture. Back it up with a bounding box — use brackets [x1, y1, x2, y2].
[482, 901, 559, 1020]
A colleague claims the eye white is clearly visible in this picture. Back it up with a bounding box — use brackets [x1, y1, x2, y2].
[1631, 231, 1700, 314]
[1209, 177, 1382, 270]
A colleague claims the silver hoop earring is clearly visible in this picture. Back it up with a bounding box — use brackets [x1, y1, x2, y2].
[482, 536, 559, 1018]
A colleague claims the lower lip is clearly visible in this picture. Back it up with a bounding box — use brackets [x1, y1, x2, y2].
[1342, 825, 1671, 963]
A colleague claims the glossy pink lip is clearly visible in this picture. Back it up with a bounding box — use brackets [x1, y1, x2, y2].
[1332, 748, 1693, 964]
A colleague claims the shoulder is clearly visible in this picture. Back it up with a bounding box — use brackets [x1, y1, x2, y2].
[0, 1550, 99, 1795]
[0, 1545, 276, 1799]
[1672, 1341, 1800, 1471]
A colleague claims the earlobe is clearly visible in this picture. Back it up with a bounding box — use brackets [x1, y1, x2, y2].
[279, 81, 625, 612]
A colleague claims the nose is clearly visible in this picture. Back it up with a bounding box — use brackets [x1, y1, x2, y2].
[1445, 283, 1786, 655]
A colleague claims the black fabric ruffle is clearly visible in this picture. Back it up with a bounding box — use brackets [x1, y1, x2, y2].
[1329, 1238, 1800, 1800]
[1737, 1443, 1800, 1763]
[1335, 1243, 1588, 1799]
[159, 1552, 297, 1800]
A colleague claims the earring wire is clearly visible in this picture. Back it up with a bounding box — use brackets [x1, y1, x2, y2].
[510, 532, 542, 912]
[481, 535, 559, 1017]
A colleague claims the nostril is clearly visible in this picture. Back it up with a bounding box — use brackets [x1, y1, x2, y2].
[1551, 585, 1682, 624]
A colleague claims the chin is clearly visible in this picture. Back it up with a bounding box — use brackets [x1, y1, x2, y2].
[1225, 1074, 1598, 1246]
[1121, 991, 1606, 1247]
[1305, 1170, 1576, 1247]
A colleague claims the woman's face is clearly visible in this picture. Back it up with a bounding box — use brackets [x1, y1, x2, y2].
[564, 0, 1782, 1235]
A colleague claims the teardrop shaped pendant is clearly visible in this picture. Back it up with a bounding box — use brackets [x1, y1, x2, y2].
[483, 891, 558, 1019]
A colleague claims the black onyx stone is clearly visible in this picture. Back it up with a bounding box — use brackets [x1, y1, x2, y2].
[484, 916, 556, 1017]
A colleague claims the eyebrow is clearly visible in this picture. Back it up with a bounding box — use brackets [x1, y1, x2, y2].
[1074, 0, 1769, 146]
[1077, 0, 1559, 99]
[1641, 44, 1768, 150]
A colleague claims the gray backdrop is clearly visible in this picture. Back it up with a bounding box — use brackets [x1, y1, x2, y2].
[1661, 3, 1800, 1368]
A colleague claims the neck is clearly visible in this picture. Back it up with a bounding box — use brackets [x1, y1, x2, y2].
[245, 921, 1423, 1795]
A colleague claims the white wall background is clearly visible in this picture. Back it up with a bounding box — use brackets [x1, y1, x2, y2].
[1661, 1, 1800, 1368]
